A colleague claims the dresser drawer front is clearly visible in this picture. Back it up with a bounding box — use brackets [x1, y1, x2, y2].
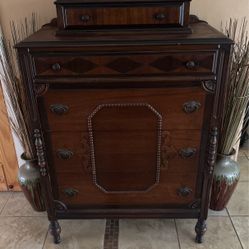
[48, 130, 201, 175]
[57, 2, 189, 30]
[39, 87, 206, 131]
[56, 172, 197, 206]
[33, 51, 217, 78]
[48, 130, 200, 206]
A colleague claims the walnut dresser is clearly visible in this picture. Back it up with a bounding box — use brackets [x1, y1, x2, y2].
[16, 0, 233, 245]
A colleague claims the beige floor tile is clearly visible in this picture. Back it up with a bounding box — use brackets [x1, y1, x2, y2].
[227, 182, 249, 216]
[238, 150, 246, 157]
[208, 208, 228, 216]
[0, 216, 48, 249]
[231, 216, 249, 249]
[176, 217, 242, 249]
[238, 156, 249, 182]
[1, 192, 46, 216]
[240, 141, 249, 158]
[119, 219, 179, 249]
[43, 220, 105, 249]
[0, 192, 12, 213]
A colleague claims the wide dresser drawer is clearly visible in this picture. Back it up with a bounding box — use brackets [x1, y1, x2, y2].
[56, 1, 191, 31]
[47, 129, 201, 207]
[39, 87, 206, 131]
[32, 50, 217, 78]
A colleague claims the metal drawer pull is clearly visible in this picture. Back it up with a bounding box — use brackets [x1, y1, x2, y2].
[64, 188, 79, 197]
[57, 149, 74, 160]
[183, 101, 201, 113]
[185, 60, 197, 69]
[50, 104, 69, 115]
[178, 186, 193, 197]
[81, 15, 90, 22]
[179, 148, 197, 159]
[154, 13, 167, 20]
[51, 63, 61, 71]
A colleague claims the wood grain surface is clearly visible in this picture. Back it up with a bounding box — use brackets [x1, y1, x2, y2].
[0, 83, 20, 191]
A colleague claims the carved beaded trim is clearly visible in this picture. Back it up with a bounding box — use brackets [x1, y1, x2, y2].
[34, 129, 47, 176]
[207, 127, 218, 175]
[88, 103, 162, 194]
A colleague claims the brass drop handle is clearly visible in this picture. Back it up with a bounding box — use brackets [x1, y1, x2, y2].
[51, 63, 61, 71]
[57, 149, 74, 160]
[81, 15, 90, 22]
[185, 60, 198, 69]
[154, 13, 167, 20]
[178, 186, 193, 197]
[64, 188, 79, 197]
[183, 101, 201, 113]
[50, 104, 69, 115]
[179, 148, 197, 159]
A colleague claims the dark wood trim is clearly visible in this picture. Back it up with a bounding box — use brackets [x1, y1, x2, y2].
[56, 208, 200, 219]
[55, 0, 192, 4]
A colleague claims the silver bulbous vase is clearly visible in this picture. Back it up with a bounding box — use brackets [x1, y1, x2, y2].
[210, 149, 240, 211]
[18, 153, 46, 212]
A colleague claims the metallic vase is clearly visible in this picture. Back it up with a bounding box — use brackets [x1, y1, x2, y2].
[18, 153, 46, 212]
[210, 150, 240, 211]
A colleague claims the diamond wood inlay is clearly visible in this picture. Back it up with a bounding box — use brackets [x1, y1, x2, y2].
[150, 56, 180, 72]
[106, 58, 142, 73]
[65, 58, 97, 73]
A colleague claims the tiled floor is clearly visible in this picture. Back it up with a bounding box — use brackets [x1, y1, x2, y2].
[0, 149, 248, 249]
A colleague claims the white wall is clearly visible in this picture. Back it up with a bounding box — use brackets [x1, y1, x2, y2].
[1, 0, 249, 40]
[0, 0, 56, 41]
[0, 0, 248, 165]
[191, 0, 249, 33]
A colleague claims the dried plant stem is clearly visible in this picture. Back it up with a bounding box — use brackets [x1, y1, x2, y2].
[0, 13, 38, 159]
[219, 18, 249, 155]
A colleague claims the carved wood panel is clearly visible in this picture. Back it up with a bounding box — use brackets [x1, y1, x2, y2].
[88, 103, 162, 193]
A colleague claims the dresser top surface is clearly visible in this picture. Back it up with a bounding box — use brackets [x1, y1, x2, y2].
[16, 21, 233, 48]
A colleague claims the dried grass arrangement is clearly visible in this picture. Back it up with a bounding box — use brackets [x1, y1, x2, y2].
[219, 19, 249, 155]
[0, 14, 39, 159]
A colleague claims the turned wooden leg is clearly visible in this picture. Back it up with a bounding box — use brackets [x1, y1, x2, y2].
[195, 219, 207, 243]
[49, 220, 61, 244]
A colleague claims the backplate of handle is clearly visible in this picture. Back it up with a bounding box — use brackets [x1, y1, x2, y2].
[178, 186, 193, 197]
[183, 101, 201, 113]
[81, 15, 90, 22]
[179, 148, 197, 159]
[64, 188, 79, 197]
[51, 63, 61, 71]
[185, 60, 198, 69]
[50, 104, 69, 115]
[154, 13, 167, 20]
[57, 149, 74, 160]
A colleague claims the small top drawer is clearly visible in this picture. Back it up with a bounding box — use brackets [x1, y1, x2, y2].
[56, 1, 190, 31]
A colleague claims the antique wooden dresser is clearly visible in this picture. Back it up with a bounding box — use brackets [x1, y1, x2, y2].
[16, 0, 233, 244]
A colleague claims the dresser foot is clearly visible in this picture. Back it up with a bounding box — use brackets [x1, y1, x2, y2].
[195, 219, 207, 243]
[49, 220, 61, 244]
